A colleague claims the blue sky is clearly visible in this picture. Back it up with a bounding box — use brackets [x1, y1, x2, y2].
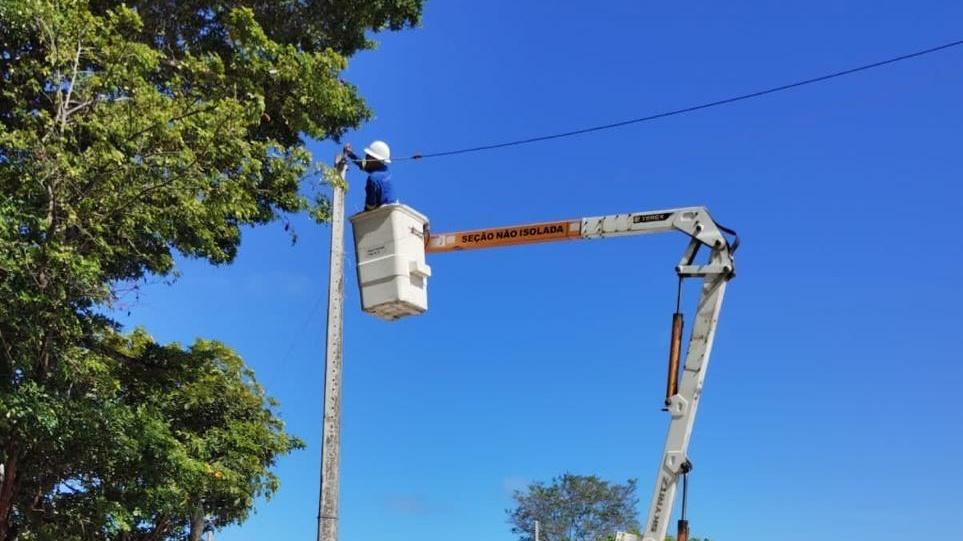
[116, 2, 963, 540]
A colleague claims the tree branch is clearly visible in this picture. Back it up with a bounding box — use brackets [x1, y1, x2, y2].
[0, 328, 14, 366]
[0, 443, 20, 541]
[124, 98, 209, 143]
[59, 40, 83, 133]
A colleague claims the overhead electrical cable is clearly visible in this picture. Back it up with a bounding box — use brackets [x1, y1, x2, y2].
[393, 38, 963, 161]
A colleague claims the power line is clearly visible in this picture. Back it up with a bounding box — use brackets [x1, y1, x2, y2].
[277, 293, 324, 366]
[396, 38, 963, 161]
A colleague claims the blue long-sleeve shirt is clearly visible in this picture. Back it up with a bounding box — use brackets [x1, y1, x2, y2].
[364, 166, 394, 210]
[345, 150, 394, 210]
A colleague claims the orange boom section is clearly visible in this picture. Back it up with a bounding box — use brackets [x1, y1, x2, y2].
[427, 219, 582, 253]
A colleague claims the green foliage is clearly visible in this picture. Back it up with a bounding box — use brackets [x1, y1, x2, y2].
[508, 474, 640, 541]
[0, 0, 422, 538]
[2, 330, 305, 541]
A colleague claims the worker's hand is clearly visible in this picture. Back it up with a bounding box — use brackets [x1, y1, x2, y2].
[343, 143, 353, 155]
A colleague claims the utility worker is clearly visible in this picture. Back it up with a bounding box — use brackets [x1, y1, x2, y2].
[343, 140, 394, 211]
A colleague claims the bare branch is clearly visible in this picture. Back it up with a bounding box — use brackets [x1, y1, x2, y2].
[63, 98, 94, 117]
[0, 328, 14, 366]
[59, 40, 83, 133]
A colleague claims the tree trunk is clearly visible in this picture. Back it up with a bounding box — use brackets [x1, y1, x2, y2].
[0, 445, 20, 541]
[145, 516, 169, 541]
[188, 507, 205, 541]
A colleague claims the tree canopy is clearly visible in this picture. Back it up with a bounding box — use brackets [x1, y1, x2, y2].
[2, 330, 305, 541]
[508, 474, 640, 541]
[0, 0, 423, 539]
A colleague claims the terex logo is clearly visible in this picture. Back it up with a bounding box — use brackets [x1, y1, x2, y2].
[648, 476, 670, 533]
[633, 212, 672, 224]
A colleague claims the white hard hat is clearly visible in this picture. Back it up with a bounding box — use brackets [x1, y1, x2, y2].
[364, 140, 391, 163]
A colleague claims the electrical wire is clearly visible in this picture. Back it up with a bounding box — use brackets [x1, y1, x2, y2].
[394, 38, 963, 161]
[277, 293, 325, 366]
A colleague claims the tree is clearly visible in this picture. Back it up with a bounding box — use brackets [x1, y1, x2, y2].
[0, 0, 423, 538]
[508, 474, 640, 541]
[3, 330, 304, 541]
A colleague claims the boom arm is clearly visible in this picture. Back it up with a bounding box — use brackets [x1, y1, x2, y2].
[427, 207, 736, 541]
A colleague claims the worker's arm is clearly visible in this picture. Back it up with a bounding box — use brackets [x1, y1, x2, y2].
[342, 144, 366, 171]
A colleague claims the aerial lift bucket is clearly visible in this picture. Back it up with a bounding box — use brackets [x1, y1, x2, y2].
[349, 204, 431, 321]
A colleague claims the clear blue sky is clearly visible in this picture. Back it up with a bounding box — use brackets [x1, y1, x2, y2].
[116, 1, 963, 540]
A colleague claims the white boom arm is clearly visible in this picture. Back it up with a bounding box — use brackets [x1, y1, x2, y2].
[427, 207, 736, 541]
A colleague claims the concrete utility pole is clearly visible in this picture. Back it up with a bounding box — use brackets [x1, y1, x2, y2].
[317, 156, 348, 541]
